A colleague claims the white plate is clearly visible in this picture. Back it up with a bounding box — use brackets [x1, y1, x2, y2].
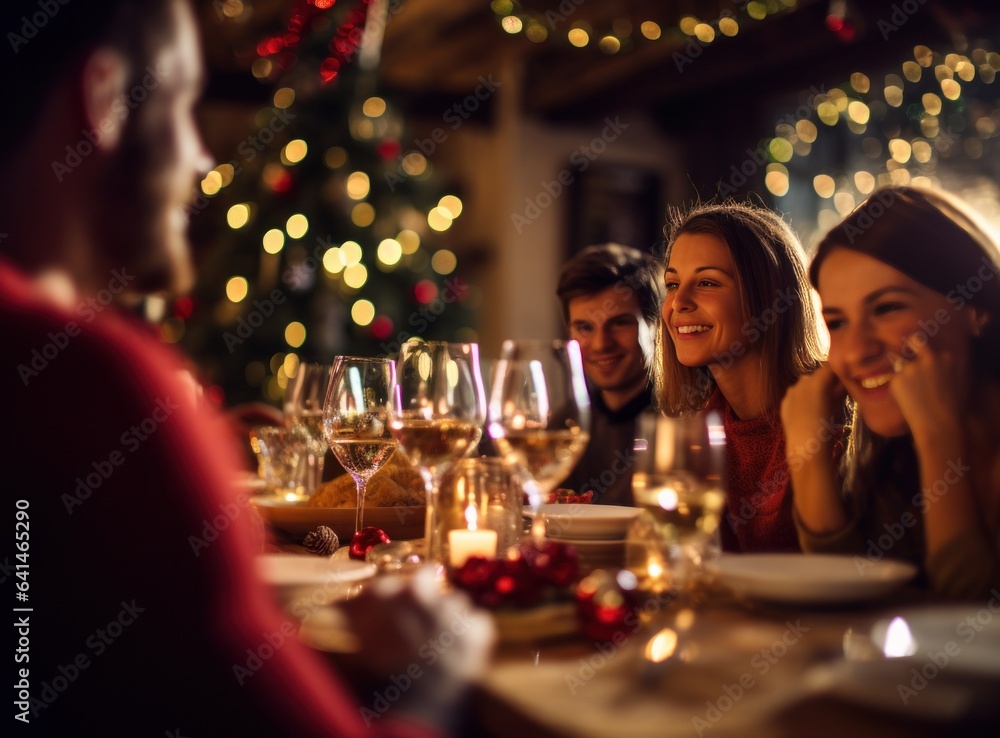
[869, 605, 1000, 677]
[708, 553, 918, 604]
[256, 554, 376, 589]
[527, 504, 641, 540]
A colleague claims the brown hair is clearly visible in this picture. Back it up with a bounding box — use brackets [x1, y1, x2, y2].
[652, 201, 824, 416]
[813, 185, 1000, 379]
[812, 185, 1000, 495]
[556, 243, 664, 328]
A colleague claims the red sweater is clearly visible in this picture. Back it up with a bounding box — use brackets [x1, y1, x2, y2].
[710, 393, 800, 553]
[1, 259, 442, 737]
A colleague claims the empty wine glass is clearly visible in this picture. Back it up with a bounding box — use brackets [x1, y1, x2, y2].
[487, 339, 591, 538]
[284, 362, 332, 494]
[631, 411, 727, 592]
[390, 341, 486, 563]
[322, 357, 398, 533]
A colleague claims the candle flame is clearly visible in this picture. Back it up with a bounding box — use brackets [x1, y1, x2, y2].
[465, 503, 478, 531]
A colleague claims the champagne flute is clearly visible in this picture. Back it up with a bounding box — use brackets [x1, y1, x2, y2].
[631, 411, 727, 591]
[284, 362, 332, 494]
[390, 341, 486, 563]
[487, 339, 591, 538]
[322, 356, 398, 533]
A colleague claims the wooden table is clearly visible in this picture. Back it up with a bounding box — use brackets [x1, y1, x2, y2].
[472, 592, 996, 738]
[263, 528, 996, 738]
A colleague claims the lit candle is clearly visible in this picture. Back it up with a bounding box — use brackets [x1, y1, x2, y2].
[448, 504, 497, 568]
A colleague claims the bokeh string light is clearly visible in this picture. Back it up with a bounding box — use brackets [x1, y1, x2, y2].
[490, 0, 800, 53]
[758, 39, 1000, 240]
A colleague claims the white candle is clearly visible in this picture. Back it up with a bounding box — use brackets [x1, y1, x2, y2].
[448, 528, 497, 568]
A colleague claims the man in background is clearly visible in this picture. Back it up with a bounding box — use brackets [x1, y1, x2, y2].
[556, 244, 664, 506]
[0, 1, 489, 735]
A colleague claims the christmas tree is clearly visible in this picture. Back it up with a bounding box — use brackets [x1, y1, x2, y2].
[180, 0, 476, 406]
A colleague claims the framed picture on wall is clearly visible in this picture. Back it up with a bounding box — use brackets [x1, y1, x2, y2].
[566, 163, 664, 258]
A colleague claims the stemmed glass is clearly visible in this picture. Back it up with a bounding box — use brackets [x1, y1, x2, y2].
[284, 362, 332, 494]
[390, 341, 486, 562]
[322, 357, 398, 533]
[631, 411, 727, 592]
[487, 339, 591, 538]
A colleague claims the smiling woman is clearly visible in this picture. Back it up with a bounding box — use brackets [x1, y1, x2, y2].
[783, 186, 1000, 600]
[652, 202, 825, 553]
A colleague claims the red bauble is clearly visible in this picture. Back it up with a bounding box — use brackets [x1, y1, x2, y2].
[575, 569, 642, 642]
[349, 526, 391, 560]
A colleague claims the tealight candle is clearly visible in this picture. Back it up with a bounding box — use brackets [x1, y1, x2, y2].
[448, 527, 497, 568]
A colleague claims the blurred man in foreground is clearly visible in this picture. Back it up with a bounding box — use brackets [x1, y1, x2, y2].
[0, 1, 490, 735]
[556, 244, 664, 505]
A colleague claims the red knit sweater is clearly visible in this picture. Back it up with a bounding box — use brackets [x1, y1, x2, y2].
[710, 392, 801, 553]
[1, 259, 442, 738]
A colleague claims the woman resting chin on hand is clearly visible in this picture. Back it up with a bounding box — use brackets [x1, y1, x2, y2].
[782, 186, 1000, 600]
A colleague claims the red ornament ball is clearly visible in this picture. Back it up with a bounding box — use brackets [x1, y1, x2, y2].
[575, 569, 642, 642]
[349, 526, 391, 560]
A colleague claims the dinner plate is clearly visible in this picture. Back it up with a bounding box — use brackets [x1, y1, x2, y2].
[708, 553, 918, 604]
[868, 605, 1000, 677]
[251, 495, 425, 539]
[256, 554, 376, 589]
[527, 504, 642, 540]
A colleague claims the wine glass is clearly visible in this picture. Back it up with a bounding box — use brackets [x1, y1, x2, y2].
[322, 356, 398, 533]
[284, 362, 332, 494]
[487, 339, 591, 538]
[390, 341, 486, 563]
[631, 411, 727, 592]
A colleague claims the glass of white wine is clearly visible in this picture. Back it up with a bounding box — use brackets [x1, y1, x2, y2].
[284, 362, 332, 494]
[631, 411, 727, 591]
[487, 339, 591, 538]
[390, 341, 486, 563]
[322, 356, 398, 533]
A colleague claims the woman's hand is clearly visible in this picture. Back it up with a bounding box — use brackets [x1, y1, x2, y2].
[780, 363, 846, 465]
[338, 567, 495, 681]
[889, 336, 968, 446]
[781, 365, 851, 536]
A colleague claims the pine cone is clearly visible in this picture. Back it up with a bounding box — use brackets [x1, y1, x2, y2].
[302, 526, 339, 556]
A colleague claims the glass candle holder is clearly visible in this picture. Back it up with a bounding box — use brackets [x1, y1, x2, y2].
[249, 425, 308, 502]
[431, 457, 523, 568]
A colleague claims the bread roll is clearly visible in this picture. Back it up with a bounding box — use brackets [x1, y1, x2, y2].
[307, 449, 425, 508]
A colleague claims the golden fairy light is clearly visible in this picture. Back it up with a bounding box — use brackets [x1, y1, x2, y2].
[262, 229, 284, 254]
[226, 276, 249, 303]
